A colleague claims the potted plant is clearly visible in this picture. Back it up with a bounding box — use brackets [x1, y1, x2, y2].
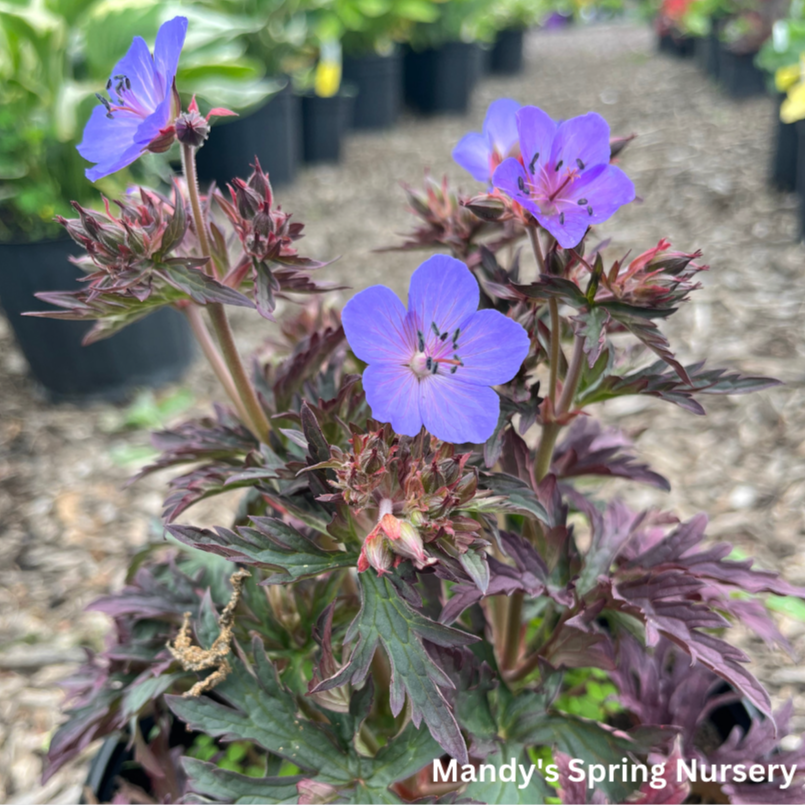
[757, 17, 805, 191]
[655, 0, 697, 56]
[482, 0, 543, 74]
[40, 23, 805, 801]
[0, 0, 196, 400]
[304, 0, 438, 130]
[717, 4, 776, 98]
[403, 0, 490, 115]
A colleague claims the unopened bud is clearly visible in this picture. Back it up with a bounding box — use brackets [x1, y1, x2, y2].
[390, 521, 433, 568]
[358, 531, 392, 575]
[231, 179, 262, 220]
[464, 195, 506, 222]
[175, 110, 210, 149]
[248, 160, 273, 205]
[147, 124, 177, 153]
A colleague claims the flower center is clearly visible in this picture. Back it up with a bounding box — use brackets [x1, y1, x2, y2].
[409, 324, 464, 379]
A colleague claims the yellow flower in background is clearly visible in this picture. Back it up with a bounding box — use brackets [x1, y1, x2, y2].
[779, 56, 805, 123]
[314, 39, 341, 98]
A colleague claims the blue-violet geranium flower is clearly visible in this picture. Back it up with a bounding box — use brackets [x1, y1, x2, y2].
[342, 255, 529, 444]
[453, 98, 521, 183]
[78, 16, 188, 182]
[492, 105, 635, 249]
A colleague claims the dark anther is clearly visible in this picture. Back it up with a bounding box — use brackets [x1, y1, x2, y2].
[454, 354, 464, 366]
[576, 158, 585, 170]
[529, 152, 539, 172]
[417, 330, 425, 352]
[431, 362, 439, 374]
[431, 322, 440, 336]
[450, 366, 457, 374]
[106, 79, 112, 90]
[517, 176, 526, 193]
[555, 160, 563, 171]
[587, 206, 593, 216]
[95, 93, 113, 118]
[559, 212, 565, 225]
[577, 198, 588, 205]
[440, 331, 448, 341]
[426, 356, 432, 370]
[125, 77, 131, 90]
[453, 327, 460, 341]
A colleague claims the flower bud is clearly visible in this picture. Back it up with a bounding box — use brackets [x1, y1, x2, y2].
[147, 124, 177, 153]
[391, 521, 433, 568]
[231, 179, 262, 220]
[464, 195, 506, 222]
[175, 110, 210, 149]
[357, 530, 392, 575]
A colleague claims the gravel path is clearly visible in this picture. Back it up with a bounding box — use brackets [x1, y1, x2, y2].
[2, 21, 805, 802]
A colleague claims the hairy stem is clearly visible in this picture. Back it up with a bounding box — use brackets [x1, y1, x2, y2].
[181, 143, 271, 444]
[183, 305, 252, 426]
[548, 298, 560, 406]
[501, 590, 524, 671]
[558, 335, 585, 415]
[533, 421, 560, 484]
[527, 224, 546, 276]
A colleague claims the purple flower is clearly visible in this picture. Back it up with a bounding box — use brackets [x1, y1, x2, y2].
[492, 106, 635, 248]
[78, 16, 188, 182]
[452, 98, 521, 183]
[342, 255, 529, 444]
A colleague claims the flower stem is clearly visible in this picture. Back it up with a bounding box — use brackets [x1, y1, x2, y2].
[501, 590, 524, 670]
[180, 142, 271, 444]
[534, 421, 560, 483]
[183, 305, 252, 427]
[548, 298, 560, 406]
[527, 224, 546, 275]
[557, 335, 584, 415]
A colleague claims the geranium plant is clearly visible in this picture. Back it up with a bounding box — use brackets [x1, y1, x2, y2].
[39, 19, 805, 805]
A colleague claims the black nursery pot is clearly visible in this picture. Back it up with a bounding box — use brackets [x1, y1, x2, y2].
[718, 46, 766, 99]
[771, 94, 798, 192]
[196, 84, 300, 188]
[657, 32, 694, 58]
[695, 29, 721, 79]
[796, 120, 805, 239]
[342, 51, 402, 130]
[301, 90, 355, 163]
[490, 27, 525, 75]
[403, 41, 477, 115]
[0, 238, 194, 401]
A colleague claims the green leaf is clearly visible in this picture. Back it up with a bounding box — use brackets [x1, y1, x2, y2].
[314, 572, 477, 763]
[167, 639, 355, 783]
[168, 517, 357, 584]
[182, 758, 302, 804]
[158, 263, 254, 308]
[122, 672, 184, 719]
[464, 744, 553, 804]
[573, 307, 610, 369]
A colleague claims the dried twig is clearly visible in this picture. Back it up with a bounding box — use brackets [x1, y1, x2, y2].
[168, 568, 251, 697]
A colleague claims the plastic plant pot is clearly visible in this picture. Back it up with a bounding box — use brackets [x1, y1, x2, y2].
[403, 41, 477, 115]
[718, 46, 766, 99]
[657, 32, 694, 58]
[771, 94, 798, 192]
[196, 84, 300, 188]
[301, 89, 356, 164]
[342, 51, 402, 130]
[490, 27, 526, 74]
[796, 120, 805, 239]
[0, 238, 194, 401]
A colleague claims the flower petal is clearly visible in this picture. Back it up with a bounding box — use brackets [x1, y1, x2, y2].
[77, 104, 142, 164]
[533, 207, 591, 249]
[407, 255, 479, 344]
[551, 112, 611, 172]
[112, 36, 159, 111]
[453, 309, 530, 386]
[516, 106, 556, 176]
[483, 98, 521, 157]
[562, 163, 635, 225]
[342, 285, 412, 364]
[453, 132, 492, 182]
[363, 363, 423, 437]
[492, 157, 531, 207]
[154, 16, 187, 87]
[420, 375, 500, 444]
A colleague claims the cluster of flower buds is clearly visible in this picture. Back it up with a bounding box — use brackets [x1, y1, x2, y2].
[316, 426, 503, 575]
[591, 238, 706, 309]
[388, 173, 523, 264]
[217, 160, 312, 270]
[58, 188, 188, 282]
